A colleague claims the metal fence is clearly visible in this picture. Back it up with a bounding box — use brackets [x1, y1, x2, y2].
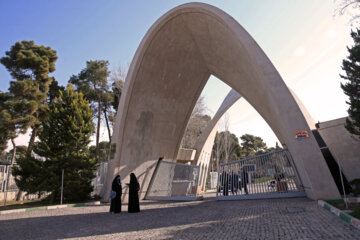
[146, 160, 200, 201]
[216, 150, 306, 200]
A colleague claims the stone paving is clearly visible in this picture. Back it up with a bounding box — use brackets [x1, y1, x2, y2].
[1, 194, 359, 240]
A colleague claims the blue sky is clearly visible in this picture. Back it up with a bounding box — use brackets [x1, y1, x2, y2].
[0, 0, 333, 90]
[0, 0, 354, 147]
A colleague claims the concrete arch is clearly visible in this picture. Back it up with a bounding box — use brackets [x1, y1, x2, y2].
[193, 89, 241, 190]
[194, 89, 242, 166]
[105, 2, 340, 200]
[192, 87, 310, 191]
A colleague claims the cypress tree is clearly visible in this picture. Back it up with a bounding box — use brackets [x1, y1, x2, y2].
[341, 29, 360, 138]
[13, 84, 97, 203]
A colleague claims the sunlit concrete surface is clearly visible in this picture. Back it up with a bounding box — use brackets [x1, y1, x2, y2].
[1, 195, 359, 240]
[105, 2, 340, 201]
[317, 117, 360, 182]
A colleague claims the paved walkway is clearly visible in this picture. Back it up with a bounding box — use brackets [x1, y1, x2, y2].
[1, 194, 359, 239]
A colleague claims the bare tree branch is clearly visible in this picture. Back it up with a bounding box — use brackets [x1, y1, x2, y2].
[335, 0, 360, 25]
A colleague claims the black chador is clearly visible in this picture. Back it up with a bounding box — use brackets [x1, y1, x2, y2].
[110, 175, 122, 213]
[128, 173, 140, 213]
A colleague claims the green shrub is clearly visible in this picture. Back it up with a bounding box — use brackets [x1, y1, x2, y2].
[349, 179, 360, 196]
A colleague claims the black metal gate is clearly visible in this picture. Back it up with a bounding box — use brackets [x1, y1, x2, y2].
[216, 150, 306, 200]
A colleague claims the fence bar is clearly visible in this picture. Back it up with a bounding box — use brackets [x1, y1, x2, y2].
[260, 156, 265, 193]
[60, 169, 64, 205]
[1, 166, 5, 191]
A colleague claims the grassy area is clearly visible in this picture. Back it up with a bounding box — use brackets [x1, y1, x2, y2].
[330, 202, 360, 219]
[0, 199, 47, 211]
[0, 195, 101, 211]
[352, 207, 360, 219]
[253, 176, 272, 182]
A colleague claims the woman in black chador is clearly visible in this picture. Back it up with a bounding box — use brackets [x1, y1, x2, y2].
[110, 175, 122, 213]
[127, 173, 140, 213]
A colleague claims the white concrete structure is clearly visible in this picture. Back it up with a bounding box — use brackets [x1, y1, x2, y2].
[192, 88, 315, 192]
[104, 3, 340, 201]
[317, 117, 360, 182]
[193, 89, 241, 190]
[176, 148, 196, 162]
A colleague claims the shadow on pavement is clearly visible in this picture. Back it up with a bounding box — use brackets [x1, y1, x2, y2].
[2, 197, 351, 240]
[0, 199, 265, 240]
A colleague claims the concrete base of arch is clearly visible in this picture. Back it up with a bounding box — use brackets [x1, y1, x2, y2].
[103, 3, 340, 202]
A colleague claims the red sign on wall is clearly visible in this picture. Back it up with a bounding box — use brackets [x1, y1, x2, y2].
[295, 131, 309, 140]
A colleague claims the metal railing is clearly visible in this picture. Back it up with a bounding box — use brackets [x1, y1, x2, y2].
[216, 150, 306, 200]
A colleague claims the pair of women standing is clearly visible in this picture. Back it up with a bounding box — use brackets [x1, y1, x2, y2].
[109, 173, 140, 213]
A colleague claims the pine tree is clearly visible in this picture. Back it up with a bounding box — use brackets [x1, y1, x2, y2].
[341, 29, 360, 138]
[69, 60, 110, 161]
[13, 84, 97, 203]
[0, 40, 58, 155]
[0, 90, 33, 164]
[0, 92, 13, 153]
[212, 131, 242, 168]
[1, 40, 57, 200]
[240, 134, 268, 157]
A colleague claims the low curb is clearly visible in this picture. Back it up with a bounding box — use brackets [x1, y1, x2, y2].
[0, 201, 101, 215]
[318, 200, 360, 230]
